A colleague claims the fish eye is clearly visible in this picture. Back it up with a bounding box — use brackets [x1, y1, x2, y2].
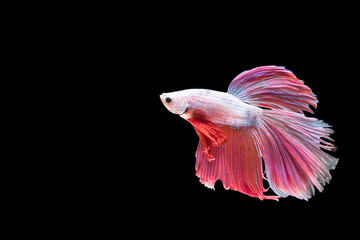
[165, 97, 172, 104]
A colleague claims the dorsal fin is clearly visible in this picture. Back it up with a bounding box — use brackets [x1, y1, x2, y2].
[227, 66, 318, 114]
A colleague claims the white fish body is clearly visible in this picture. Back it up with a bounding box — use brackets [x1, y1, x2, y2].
[162, 89, 263, 128]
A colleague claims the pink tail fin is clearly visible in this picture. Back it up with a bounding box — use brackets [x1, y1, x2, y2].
[195, 126, 279, 201]
[253, 110, 338, 200]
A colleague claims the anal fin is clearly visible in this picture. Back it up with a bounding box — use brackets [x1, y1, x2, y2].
[195, 126, 279, 200]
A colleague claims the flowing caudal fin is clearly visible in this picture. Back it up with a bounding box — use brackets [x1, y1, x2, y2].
[227, 66, 318, 114]
[194, 125, 278, 201]
[252, 110, 338, 200]
[225, 66, 338, 200]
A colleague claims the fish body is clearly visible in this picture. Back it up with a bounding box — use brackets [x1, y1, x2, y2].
[161, 89, 262, 128]
[160, 66, 338, 201]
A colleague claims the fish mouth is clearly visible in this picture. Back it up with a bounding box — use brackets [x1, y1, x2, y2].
[159, 93, 166, 103]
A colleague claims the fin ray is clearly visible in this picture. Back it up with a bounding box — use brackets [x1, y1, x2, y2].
[195, 126, 279, 201]
[187, 117, 226, 161]
[227, 66, 317, 114]
[252, 110, 338, 200]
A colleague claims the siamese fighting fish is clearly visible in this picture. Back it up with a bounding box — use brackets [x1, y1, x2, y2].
[160, 66, 338, 201]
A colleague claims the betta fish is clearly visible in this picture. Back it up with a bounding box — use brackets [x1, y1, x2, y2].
[160, 66, 338, 201]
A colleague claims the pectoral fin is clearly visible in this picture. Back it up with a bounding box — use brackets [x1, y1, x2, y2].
[187, 116, 226, 161]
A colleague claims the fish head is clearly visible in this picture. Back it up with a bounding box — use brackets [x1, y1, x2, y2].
[160, 91, 190, 115]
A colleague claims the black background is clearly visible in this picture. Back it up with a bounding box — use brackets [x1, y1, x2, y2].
[124, 19, 355, 231]
[9, 3, 357, 237]
[63, 5, 357, 235]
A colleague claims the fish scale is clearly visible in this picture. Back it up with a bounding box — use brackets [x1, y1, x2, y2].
[177, 89, 263, 128]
